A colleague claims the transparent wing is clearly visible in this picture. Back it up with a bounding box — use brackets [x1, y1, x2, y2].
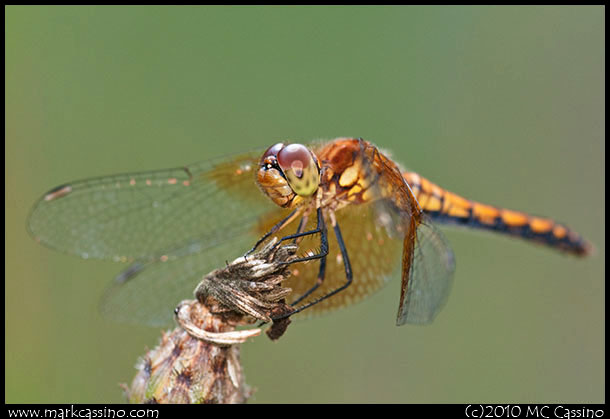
[27, 149, 294, 326]
[99, 207, 289, 326]
[27, 151, 267, 261]
[264, 201, 405, 319]
[356, 140, 456, 325]
[396, 217, 456, 325]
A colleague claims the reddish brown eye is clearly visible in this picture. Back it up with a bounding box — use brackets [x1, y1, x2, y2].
[258, 142, 319, 197]
[261, 143, 284, 163]
[277, 144, 312, 178]
[275, 143, 320, 196]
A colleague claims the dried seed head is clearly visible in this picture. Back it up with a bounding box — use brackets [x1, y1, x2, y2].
[194, 238, 297, 325]
[127, 240, 299, 403]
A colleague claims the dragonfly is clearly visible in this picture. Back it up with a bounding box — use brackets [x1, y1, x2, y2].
[28, 137, 591, 327]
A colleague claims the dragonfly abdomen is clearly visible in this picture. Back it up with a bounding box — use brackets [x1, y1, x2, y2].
[403, 172, 591, 256]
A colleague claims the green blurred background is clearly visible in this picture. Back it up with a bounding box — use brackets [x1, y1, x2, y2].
[6, 6, 604, 403]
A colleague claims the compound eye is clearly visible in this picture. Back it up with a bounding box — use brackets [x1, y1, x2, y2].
[261, 143, 284, 163]
[277, 143, 319, 196]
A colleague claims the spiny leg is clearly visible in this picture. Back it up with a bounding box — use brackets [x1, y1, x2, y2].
[274, 216, 352, 319]
[245, 208, 299, 257]
[290, 211, 329, 306]
[275, 207, 328, 265]
[254, 207, 328, 327]
[291, 214, 309, 243]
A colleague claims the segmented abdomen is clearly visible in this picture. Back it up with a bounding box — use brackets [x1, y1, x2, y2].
[403, 172, 591, 256]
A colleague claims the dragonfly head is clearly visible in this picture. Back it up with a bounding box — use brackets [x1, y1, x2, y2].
[257, 142, 320, 208]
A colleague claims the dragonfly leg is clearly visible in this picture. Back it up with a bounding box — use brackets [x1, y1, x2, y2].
[244, 208, 299, 257]
[288, 214, 309, 244]
[254, 208, 328, 328]
[290, 254, 327, 306]
[274, 207, 328, 265]
[288, 211, 329, 305]
[273, 218, 353, 319]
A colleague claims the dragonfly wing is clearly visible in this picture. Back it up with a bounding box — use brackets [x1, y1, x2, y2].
[396, 218, 456, 325]
[98, 216, 284, 326]
[28, 149, 291, 327]
[276, 201, 405, 319]
[356, 140, 456, 325]
[27, 151, 268, 261]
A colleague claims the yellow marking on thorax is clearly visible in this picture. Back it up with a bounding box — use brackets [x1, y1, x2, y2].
[347, 184, 362, 200]
[357, 168, 371, 189]
[331, 158, 379, 204]
[361, 187, 374, 203]
[338, 163, 360, 187]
